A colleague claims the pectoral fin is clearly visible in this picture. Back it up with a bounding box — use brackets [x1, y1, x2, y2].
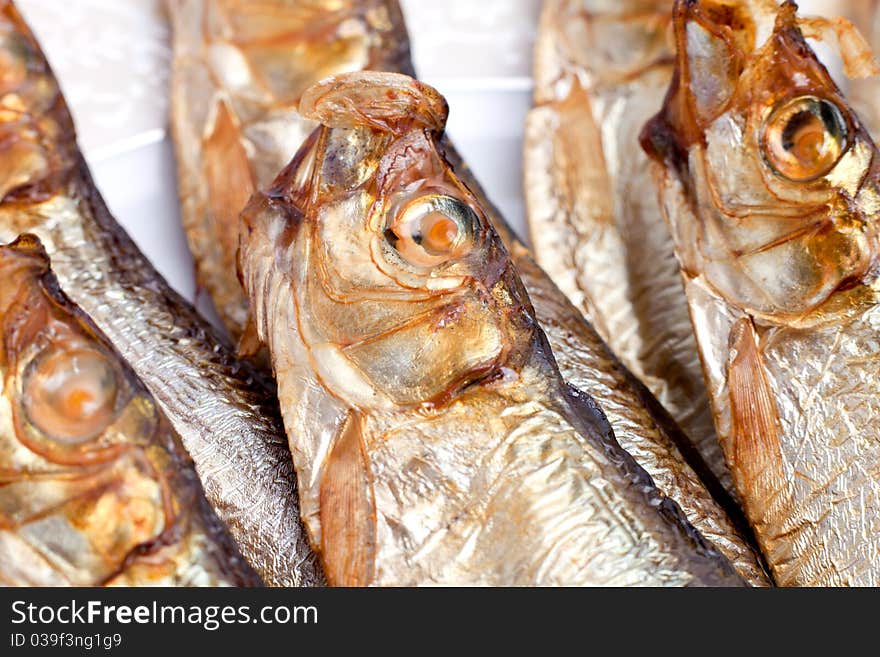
[726, 317, 785, 525]
[203, 98, 256, 274]
[318, 411, 376, 586]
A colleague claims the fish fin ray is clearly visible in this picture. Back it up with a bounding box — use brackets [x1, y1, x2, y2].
[202, 98, 256, 284]
[319, 411, 376, 586]
[726, 317, 785, 524]
[236, 312, 263, 359]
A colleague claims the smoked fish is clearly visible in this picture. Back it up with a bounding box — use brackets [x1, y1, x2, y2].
[643, 0, 880, 585]
[238, 71, 748, 586]
[167, 0, 766, 584]
[0, 235, 260, 586]
[0, 0, 320, 586]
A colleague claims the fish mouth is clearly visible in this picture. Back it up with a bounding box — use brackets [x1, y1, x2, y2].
[244, 71, 455, 241]
[298, 71, 449, 136]
[641, 0, 759, 167]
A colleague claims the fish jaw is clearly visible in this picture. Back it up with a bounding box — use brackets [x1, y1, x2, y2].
[0, 235, 260, 586]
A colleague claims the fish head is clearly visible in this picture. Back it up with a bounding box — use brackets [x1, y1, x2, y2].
[642, 0, 880, 320]
[0, 235, 157, 453]
[0, 235, 189, 583]
[240, 72, 535, 408]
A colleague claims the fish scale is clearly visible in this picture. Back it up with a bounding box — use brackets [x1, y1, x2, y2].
[168, 0, 767, 584]
[0, 0, 321, 586]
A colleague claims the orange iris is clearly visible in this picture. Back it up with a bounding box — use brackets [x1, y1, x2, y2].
[23, 346, 119, 443]
[420, 212, 461, 255]
[388, 193, 475, 267]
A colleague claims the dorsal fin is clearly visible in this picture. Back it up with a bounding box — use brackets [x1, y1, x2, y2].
[319, 411, 376, 586]
[726, 317, 786, 526]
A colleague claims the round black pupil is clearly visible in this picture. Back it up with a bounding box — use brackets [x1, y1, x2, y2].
[780, 102, 841, 152]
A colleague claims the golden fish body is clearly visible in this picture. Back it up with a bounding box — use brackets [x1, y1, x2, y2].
[643, 0, 880, 585]
[239, 71, 747, 587]
[0, 0, 320, 586]
[524, 0, 729, 493]
[505, 246, 769, 585]
[169, 0, 766, 584]
[0, 236, 259, 586]
[167, 0, 412, 339]
[446, 147, 767, 584]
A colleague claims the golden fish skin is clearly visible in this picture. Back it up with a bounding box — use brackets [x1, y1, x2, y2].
[443, 144, 768, 585]
[166, 0, 412, 339]
[417, 2, 764, 583]
[501, 241, 770, 585]
[239, 71, 747, 587]
[524, 0, 730, 495]
[0, 235, 260, 586]
[0, 0, 320, 586]
[643, 0, 880, 585]
[168, 0, 766, 584]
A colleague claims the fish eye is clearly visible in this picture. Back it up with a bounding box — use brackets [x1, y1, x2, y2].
[761, 96, 849, 182]
[386, 194, 477, 267]
[22, 346, 119, 443]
